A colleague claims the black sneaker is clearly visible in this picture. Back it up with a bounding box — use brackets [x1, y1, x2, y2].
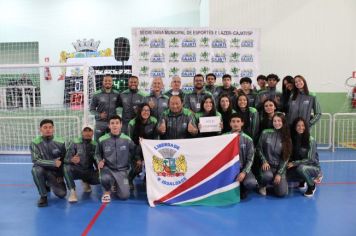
[298, 182, 307, 190]
[240, 190, 248, 200]
[304, 185, 316, 197]
[37, 196, 48, 207]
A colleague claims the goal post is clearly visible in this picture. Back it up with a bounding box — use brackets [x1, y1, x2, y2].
[0, 63, 93, 154]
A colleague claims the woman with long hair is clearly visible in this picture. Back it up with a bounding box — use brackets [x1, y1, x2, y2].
[257, 113, 292, 197]
[281, 75, 294, 113]
[259, 99, 278, 133]
[195, 95, 222, 137]
[217, 94, 235, 133]
[287, 117, 322, 197]
[127, 103, 158, 186]
[287, 75, 321, 128]
[234, 93, 259, 142]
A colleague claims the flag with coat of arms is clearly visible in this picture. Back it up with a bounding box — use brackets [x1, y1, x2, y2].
[141, 134, 240, 207]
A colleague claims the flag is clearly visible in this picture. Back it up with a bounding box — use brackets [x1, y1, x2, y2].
[141, 134, 240, 207]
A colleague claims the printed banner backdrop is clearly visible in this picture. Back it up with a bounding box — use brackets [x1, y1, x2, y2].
[141, 134, 240, 207]
[132, 27, 260, 92]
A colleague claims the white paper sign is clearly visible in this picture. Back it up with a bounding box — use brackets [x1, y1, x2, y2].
[199, 116, 221, 133]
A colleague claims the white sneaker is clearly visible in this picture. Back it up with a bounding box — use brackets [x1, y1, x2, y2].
[82, 182, 92, 193]
[259, 187, 267, 196]
[101, 194, 111, 203]
[68, 190, 78, 203]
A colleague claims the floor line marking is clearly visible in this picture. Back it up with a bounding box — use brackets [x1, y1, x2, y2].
[82, 203, 107, 236]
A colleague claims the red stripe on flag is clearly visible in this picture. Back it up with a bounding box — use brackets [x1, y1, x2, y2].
[154, 135, 239, 205]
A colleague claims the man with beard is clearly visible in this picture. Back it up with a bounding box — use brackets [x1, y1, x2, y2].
[118, 75, 147, 134]
[90, 74, 120, 140]
[183, 74, 212, 113]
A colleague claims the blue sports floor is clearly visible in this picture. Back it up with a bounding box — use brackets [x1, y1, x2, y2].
[1, 150, 356, 236]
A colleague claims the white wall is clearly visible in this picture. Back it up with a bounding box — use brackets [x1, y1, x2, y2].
[0, 0, 200, 105]
[0, 0, 200, 61]
[208, 0, 356, 92]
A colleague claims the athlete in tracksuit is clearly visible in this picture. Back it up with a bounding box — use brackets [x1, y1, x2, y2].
[287, 117, 322, 197]
[127, 106, 158, 186]
[144, 92, 169, 121]
[90, 75, 120, 140]
[96, 115, 138, 202]
[184, 74, 212, 113]
[158, 95, 198, 139]
[227, 113, 258, 199]
[257, 126, 290, 197]
[255, 74, 283, 111]
[184, 88, 212, 113]
[164, 75, 186, 101]
[118, 78, 147, 134]
[287, 92, 321, 128]
[63, 125, 100, 202]
[31, 119, 67, 207]
[287, 75, 321, 128]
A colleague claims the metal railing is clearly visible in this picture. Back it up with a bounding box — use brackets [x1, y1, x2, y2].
[311, 113, 332, 150]
[332, 113, 356, 152]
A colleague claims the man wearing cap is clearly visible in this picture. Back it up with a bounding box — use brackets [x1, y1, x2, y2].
[235, 77, 257, 109]
[63, 125, 100, 203]
[90, 74, 120, 140]
[183, 74, 212, 113]
[164, 75, 186, 101]
[255, 74, 283, 111]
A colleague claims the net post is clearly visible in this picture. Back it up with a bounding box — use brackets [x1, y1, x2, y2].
[82, 63, 89, 131]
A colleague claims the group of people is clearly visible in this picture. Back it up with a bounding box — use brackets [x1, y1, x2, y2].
[30, 73, 323, 207]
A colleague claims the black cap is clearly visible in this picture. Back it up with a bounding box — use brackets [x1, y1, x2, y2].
[240, 77, 252, 84]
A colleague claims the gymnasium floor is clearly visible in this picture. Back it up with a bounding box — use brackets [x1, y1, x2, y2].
[1, 150, 355, 236]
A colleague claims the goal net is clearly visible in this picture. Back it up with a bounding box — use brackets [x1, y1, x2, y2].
[0, 63, 95, 154]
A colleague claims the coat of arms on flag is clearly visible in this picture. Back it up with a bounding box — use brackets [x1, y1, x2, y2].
[141, 134, 240, 207]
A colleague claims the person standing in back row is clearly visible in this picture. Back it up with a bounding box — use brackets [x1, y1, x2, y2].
[287, 75, 321, 128]
[118, 75, 147, 134]
[90, 74, 120, 140]
[184, 74, 212, 113]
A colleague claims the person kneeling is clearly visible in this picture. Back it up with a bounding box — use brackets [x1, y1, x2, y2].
[95, 115, 139, 203]
[31, 119, 67, 207]
[228, 113, 257, 200]
[287, 117, 322, 197]
[257, 113, 292, 197]
[64, 125, 100, 203]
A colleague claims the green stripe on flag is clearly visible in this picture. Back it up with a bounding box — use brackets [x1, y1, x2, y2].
[177, 187, 240, 206]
